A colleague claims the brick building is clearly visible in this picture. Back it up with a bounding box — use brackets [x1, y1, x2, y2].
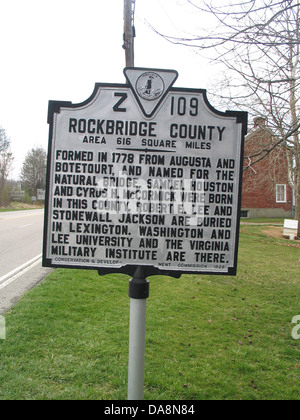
[241, 118, 293, 218]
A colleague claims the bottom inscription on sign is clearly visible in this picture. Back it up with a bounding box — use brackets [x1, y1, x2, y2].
[43, 68, 247, 276]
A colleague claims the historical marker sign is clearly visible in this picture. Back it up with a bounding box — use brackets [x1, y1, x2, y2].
[43, 68, 247, 277]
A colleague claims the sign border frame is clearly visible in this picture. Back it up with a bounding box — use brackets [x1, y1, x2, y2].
[43, 77, 247, 278]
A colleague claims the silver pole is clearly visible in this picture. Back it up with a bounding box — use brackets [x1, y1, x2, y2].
[128, 298, 147, 400]
[127, 267, 149, 401]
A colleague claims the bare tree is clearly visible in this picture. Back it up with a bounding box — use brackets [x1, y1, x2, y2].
[151, 0, 300, 233]
[0, 127, 14, 206]
[20, 147, 47, 197]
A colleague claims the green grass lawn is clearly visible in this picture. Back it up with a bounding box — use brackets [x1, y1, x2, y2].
[241, 218, 284, 225]
[0, 226, 299, 400]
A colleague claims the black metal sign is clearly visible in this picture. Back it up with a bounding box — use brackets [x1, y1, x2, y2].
[43, 68, 247, 277]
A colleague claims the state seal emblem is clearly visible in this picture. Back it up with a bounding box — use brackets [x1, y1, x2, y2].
[136, 72, 165, 101]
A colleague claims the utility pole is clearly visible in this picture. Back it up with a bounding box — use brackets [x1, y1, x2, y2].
[123, 0, 135, 67]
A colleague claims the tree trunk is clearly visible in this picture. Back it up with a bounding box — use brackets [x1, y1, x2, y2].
[295, 156, 300, 237]
[288, 44, 300, 235]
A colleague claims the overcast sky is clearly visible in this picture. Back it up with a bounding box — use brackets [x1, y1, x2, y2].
[0, 0, 221, 179]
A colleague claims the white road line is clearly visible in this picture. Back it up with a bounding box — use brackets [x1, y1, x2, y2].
[0, 211, 44, 222]
[0, 254, 43, 290]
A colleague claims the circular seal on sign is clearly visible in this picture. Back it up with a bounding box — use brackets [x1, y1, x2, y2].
[136, 72, 165, 101]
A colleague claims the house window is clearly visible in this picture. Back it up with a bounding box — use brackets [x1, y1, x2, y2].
[241, 210, 249, 218]
[276, 184, 287, 203]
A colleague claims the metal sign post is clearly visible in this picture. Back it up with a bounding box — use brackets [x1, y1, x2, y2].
[128, 267, 149, 400]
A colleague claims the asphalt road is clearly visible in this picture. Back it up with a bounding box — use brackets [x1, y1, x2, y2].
[0, 209, 52, 314]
